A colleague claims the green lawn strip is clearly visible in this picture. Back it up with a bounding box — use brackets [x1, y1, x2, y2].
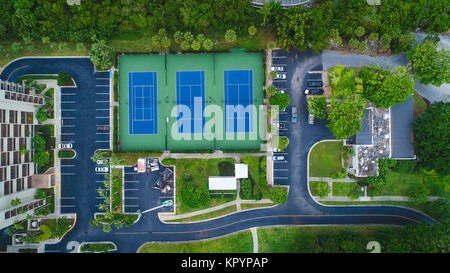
[113, 71, 118, 102]
[113, 106, 118, 153]
[166, 205, 237, 222]
[111, 151, 163, 166]
[369, 170, 450, 199]
[174, 158, 237, 214]
[257, 226, 398, 253]
[16, 75, 58, 83]
[332, 182, 356, 197]
[80, 243, 116, 253]
[309, 181, 329, 196]
[309, 141, 343, 177]
[413, 92, 427, 117]
[58, 150, 75, 158]
[138, 230, 253, 253]
[240, 203, 275, 210]
[111, 168, 123, 214]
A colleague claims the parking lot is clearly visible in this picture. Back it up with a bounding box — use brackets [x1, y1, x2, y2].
[60, 70, 111, 214]
[122, 159, 174, 214]
[270, 50, 290, 186]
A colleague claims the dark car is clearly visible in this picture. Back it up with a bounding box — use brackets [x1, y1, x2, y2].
[307, 80, 323, 87]
[304, 88, 324, 95]
[96, 125, 110, 131]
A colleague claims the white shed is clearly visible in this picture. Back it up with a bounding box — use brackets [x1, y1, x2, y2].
[208, 177, 237, 191]
[235, 164, 248, 179]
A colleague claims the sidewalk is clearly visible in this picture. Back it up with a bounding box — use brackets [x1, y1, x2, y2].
[315, 196, 441, 202]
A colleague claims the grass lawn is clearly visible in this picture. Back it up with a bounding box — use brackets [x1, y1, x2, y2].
[166, 205, 237, 222]
[332, 182, 356, 197]
[240, 203, 275, 210]
[369, 170, 450, 199]
[175, 158, 237, 214]
[413, 92, 427, 117]
[257, 226, 397, 253]
[138, 230, 253, 253]
[309, 181, 329, 197]
[111, 151, 163, 166]
[309, 141, 343, 177]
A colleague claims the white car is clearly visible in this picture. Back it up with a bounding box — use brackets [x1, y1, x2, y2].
[272, 156, 285, 161]
[271, 66, 284, 72]
[59, 143, 73, 149]
[276, 73, 286, 79]
[96, 159, 109, 165]
[95, 166, 109, 173]
[308, 113, 315, 125]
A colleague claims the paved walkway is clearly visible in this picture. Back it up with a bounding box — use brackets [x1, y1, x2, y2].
[251, 227, 258, 253]
[309, 177, 356, 182]
[160, 151, 267, 162]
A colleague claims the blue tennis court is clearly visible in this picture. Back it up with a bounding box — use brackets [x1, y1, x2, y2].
[224, 70, 254, 133]
[129, 72, 158, 134]
[176, 71, 205, 134]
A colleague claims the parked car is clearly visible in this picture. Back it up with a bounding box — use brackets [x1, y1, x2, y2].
[271, 66, 285, 72]
[291, 107, 297, 123]
[96, 125, 110, 131]
[95, 166, 109, 173]
[276, 73, 287, 80]
[96, 159, 109, 165]
[59, 143, 73, 149]
[308, 113, 315, 125]
[305, 88, 324, 95]
[306, 81, 323, 87]
[272, 156, 285, 161]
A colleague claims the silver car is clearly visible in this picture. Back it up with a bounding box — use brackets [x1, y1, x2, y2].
[58, 143, 73, 149]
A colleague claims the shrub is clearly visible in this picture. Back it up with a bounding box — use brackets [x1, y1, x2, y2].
[316, 183, 330, 198]
[224, 29, 237, 44]
[369, 33, 379, 42]
[331, 168, 347, 179]
[268, 187, 287, 204]
[36, 108, 48, 122]
[355, 26, 365, 37]
[57, 71, 72, 86]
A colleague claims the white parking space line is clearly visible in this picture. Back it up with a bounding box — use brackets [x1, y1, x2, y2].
[96, 101, 110, 103]
[124, 173, 138, 175]
[95, 140, 109, 143]
[62, 125, 76, 128]
[96, 85, 109, 87]
[96, 109, 109, 111]
[61, 165, 76, 167]
[61, 93, 76, 95]
[124, 205, 139, 207]
[96, 132, 109, 135]
[124, 181, 140, 183]
[61, 197, 75, 199]
[96, 92, 109, 95]
[124, 197, 139, 199]
[62, 117, 76, 119]
[124, 188, 139, 191]
[61, 205, 76, 207]
[61, 101, 75, 103]
[274, 169, 288, 171]
[61, 173, 75, 175]
[96, 117, 109, 119]
[61, 109, 76, 111]
[61, 133, 76, 135]
[274, 177, 288, 179]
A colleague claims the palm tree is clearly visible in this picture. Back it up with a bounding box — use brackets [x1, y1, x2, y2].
[11, 198, 21, 207]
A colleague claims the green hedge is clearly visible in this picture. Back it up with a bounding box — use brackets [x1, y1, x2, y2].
[58, 150, 75, 158]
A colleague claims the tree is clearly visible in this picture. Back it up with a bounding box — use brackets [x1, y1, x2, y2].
[11, 198, 21, 207]
[174, 31, 183, 45]
[269, 70, 277, 80]
[191, 40, 201, 51]
[407, 41, 450, 87]
[276, 6, 309, 51]
[269, 93, 290, 110]
[202, 39, 214, 51]
[266, 85, 277, 97]
[307, 96, 327, 119]
[36, 108, 48, 122]
[327, 95, 366, 139]
[355, 26, 365, 38]
[89, 39, 112, 70]
[413, 102, 449, 174]
[348, 38, 359, 49]
[57, 71, 72, 86]
[224, 29, 237, 44]
[408, 182, 430, 204]
[267, 41, 276, 50]
[248, 25, 257, 38]
[369, 33, 379, 42]
[359, 65, 415, 108]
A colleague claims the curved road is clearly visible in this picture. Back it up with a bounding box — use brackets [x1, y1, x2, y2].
[0, 53, 436, 253]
